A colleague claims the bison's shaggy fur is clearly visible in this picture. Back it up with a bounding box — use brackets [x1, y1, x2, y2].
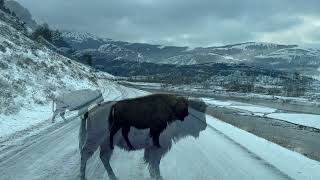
[109, 94, 189, 150]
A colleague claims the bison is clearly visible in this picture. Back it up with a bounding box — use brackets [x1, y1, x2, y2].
[79, 95, 207, 180]
[108, 94, 189, 150]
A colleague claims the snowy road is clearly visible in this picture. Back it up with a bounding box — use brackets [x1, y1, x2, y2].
[0, 85, 319, 180]
[0, 111, 289, 180]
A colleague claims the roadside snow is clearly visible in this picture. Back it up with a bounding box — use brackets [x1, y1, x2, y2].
[202, 98, 276, 113]
[267, 113, 320, 129]
[229, 105, 277, 114]
[202, 98, 234, 106]
[0, 103, 52, 139]
[202, 97, 320, 129]
[123, 81, 163, 88]
[205, 114, 320, 180]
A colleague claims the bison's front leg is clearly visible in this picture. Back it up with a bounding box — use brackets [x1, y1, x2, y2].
[122, 126, 134, 150]
[150, 124, 166, 148]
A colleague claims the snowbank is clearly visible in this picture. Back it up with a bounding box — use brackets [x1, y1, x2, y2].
[267, 113, 320, 129]
[202, 97, 320, 129]
[205, 114, 320, 180]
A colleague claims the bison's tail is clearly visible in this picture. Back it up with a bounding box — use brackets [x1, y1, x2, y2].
[79, 112, 89, 151]
[108, 104, 115, 131]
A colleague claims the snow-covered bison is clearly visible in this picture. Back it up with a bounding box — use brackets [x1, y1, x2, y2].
[79, 95, 207, 180]
[109, 94, 189, 150]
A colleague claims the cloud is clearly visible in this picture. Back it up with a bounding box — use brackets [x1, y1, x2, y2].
[15, 0, 320, 47]
[257, 16, 320, 47]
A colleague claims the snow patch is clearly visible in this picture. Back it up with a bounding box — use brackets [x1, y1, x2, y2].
[202, 98, 234, 106]
[267, 113, 320, 129]
[62, 31, 112, 43]
[229, 105, 277, 114]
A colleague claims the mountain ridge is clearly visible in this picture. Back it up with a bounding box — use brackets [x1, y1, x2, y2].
[60, 31, 320, 79]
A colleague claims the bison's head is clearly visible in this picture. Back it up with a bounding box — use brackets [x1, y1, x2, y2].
[174, 97, 189, 121]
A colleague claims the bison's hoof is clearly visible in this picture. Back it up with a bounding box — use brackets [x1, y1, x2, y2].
[155, 176, 163, 180]
[109, 175, 118, 180]
[155, 144, 162, 148]
[129, 146, 135, 151]
[110, 145, 114, 150]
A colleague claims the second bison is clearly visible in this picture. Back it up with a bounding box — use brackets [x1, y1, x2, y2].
[109, 94, 189, 149]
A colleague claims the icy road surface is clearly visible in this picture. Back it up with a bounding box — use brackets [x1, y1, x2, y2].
[0, 86, 319, 180]
[0, 113, 288, 180]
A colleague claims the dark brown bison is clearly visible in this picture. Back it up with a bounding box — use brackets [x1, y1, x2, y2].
[79, 96, 207, 180]
[108, 94, 189, 150]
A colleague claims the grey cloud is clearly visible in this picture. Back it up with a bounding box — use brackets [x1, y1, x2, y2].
[15, 0, 320, 47]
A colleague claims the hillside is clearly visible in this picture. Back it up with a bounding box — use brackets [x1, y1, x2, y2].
[0, 9, 116, 138]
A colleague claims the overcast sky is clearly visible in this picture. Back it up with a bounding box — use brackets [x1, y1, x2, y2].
[16, 0, 320, 48]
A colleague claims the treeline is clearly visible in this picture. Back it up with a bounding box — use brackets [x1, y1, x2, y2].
[31, 23, 70, 48]
[30, 24, 95, 66]
[0, 0, 68, 48]
[103, 60, 315, 97]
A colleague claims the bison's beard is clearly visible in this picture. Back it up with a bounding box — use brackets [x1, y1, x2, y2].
[177, 113, 188, 121]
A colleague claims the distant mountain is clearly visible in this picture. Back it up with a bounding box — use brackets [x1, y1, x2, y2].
[61, 32, 320, 79]
[61, 31, 189, 63]
[61, 31, 113, 50]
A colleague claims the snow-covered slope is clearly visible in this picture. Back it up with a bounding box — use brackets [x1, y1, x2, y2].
[0, 11, 115, 138]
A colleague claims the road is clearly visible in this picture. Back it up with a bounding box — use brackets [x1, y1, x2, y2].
[0, 113, 290, 179]
[0, 85, 297, 180]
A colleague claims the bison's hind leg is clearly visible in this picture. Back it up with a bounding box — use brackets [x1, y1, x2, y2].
[121, 126, 134, 150]
[109, 123, 121, 150]
[80, 149, 94, 180]
[100, 140, 118, 180]
[60, 111, 67, 121]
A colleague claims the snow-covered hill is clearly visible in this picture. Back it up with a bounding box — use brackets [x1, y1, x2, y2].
[0, 10, 116, 138]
